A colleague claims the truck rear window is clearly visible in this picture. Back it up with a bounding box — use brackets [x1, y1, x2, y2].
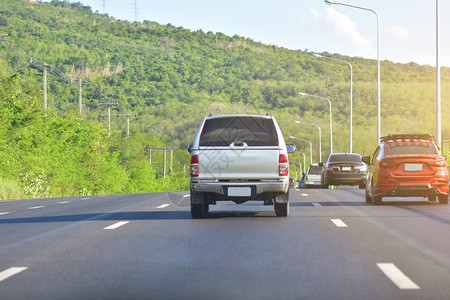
[199, 116, 278, 146]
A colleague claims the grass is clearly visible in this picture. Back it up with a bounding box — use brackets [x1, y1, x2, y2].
[0, 177, 24, 200]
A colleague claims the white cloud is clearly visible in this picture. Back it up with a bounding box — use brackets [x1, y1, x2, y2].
[386, 26, 410, 41]
[309, 8, 321, 21]
[324, 8, 373, 58]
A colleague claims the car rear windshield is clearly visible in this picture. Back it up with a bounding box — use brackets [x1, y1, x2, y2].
[386, 141, 437, 155]
[199, 116, 278, 146]
[328, 154, 362, 163]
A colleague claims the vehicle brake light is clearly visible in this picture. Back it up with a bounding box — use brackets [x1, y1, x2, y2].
[190, 155, 199, 177]
[279, 154, 289, 176]
[354, 165, 367, 171]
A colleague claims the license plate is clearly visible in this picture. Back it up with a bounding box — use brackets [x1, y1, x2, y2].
[228, 187, 251, 197]
[405, 163, 422, 171]
[341, 166, 352, 171]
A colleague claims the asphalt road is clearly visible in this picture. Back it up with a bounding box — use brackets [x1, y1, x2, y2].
[2, 188, 450, 299]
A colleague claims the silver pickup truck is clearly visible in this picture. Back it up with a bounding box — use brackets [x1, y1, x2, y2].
[189, 114, 294, 218]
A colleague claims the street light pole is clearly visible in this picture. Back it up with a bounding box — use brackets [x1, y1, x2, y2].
[313, 53, 353, 153]
[294, 120, 322, 162]
[299, 92, 333, 154]
[325, 0, 380, 144]
[436, 0, 441, 152]
[290, 136, 313, 165]
[295, 151, 307, 173]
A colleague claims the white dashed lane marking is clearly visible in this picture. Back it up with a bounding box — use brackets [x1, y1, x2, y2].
[377, 263, 420, 290]
[331, 219, 348, 227]
[312, 202, 322, 207]
[301, 193, 309, 196]
[156, 204, 170, 209]
[104, 221, 130, 230]
[0, 212, 10, 216]
[57, 201, 71, 204]
[28, 206, 44, 210]
[0, 267, 28, 283]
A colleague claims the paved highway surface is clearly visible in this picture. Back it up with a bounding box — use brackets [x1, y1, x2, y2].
[1, 188, 450, 299]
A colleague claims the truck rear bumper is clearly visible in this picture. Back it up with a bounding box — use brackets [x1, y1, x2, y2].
[191, 180, 289, 196]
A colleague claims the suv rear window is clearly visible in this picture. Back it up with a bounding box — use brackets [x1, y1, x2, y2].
[328, 154, 362, 163]
[386, 141, 437, 155]
[199, 116, 278, 146]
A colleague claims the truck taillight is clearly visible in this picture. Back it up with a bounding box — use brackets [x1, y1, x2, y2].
[279, 154, 289, 176]
[190, 155, 199, 177]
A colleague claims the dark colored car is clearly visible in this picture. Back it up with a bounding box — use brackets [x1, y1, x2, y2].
[363, 133, 448, 205]
[322, 153, 366, 189]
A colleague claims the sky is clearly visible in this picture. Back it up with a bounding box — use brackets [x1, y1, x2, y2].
[44, 0, 450, 67]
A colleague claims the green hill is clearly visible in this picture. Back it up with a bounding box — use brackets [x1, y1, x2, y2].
[0, 0, 449, 197]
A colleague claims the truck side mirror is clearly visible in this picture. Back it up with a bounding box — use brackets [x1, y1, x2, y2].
[362, 156, 371, 165]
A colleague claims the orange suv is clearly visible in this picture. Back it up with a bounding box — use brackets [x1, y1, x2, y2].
[363, 134, 449, 205]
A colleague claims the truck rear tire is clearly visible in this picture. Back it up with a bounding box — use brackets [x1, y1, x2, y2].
[190, 191, 207, 218]
[274, 192, 289, 217]
[275, 202, 289, 216]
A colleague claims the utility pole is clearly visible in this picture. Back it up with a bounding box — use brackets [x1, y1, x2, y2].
[143, 147, 176, 177]
[43, 63, 48, 111]
[78, 78, 82, 115]
[30, 59, 52, 112]
[99, 101, 118, 136]
[99, 113, 138, 137]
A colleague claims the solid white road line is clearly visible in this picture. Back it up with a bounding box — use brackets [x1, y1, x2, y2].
[377, 263, 420, 290]
[156, 204, 170, 209]
[0, 212, 10, 216]
[28, 206, 44, 210]
[0, 267, 28, 283]
[331, 219, 348, 227]
[104, 221, 130, 230]
[312, 202, 322, 207]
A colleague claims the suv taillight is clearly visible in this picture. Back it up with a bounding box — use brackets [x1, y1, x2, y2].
[279, 154, 289, 176]
[190, 155, 199, 177]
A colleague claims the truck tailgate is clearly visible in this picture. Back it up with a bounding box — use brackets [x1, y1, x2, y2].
[199, 147, 280, 180]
